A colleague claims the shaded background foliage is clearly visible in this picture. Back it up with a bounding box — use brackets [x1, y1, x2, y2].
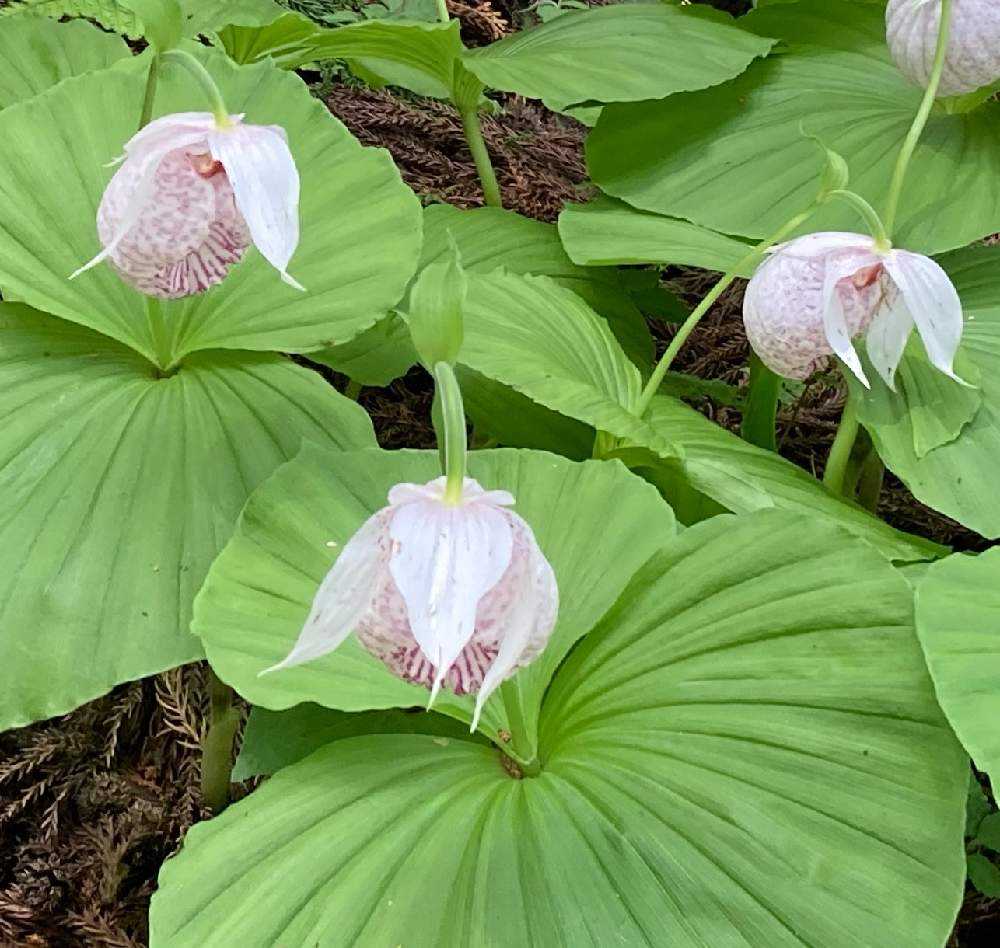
[0, 0, 995, 945]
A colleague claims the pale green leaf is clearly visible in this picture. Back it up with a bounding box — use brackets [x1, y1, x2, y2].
[0, 16, 130, 111]
[212, 12, 318, 67]
[916, 547, 1000, 789]
[0, 304, 375, 730]
[152, 511, 966, 947]
[558, 196, 755, 274]
[309, 313, 418, 387]
[463, 3, 774, 112]
[194, 445, 674, 744]
[0, 0, 142, 34]
[968, 853, 1000, 899]
[0, 50, 422, 364]
[588, 0, 1000, 256]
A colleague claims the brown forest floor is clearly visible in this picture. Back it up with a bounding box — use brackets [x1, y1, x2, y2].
[1, 1, 998, 945]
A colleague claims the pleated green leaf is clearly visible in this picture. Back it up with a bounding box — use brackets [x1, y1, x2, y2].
[463, 3, 774, 112]
[588, 0, 1000, 256]
[193, 445, 674, 743]
[853, 245, 1000, 538]
[916, 548, 1000, 788]
[152, 511, 966, 947]
[0, 304, 375, 729]
[0, 16, 130, 110]
[0, 50, 422, 363]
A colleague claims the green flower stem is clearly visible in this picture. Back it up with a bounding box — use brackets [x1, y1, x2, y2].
[459, 105, 503, 208]
[823, 387, 860, 496]
[435, 0, 449, 23]
[433, 362, 468, 504]
[201, 669, 240, 813]
[138, 53, 161, 131]
[161, 48, 231, 127]
[741, 354, 781, 452]
[344, 379, 363, 401]
[634, 209, 813, 418]
[828, 190, 890, 250]
[499, 680, 541, 777]
[883, 0, 953, 237]
[856, 444, 885, 513]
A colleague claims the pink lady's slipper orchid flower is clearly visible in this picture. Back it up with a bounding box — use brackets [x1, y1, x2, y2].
[71, 112, 302, 299]
[887, 0, 1000, 97]
[265, 476, 559, 730]
[743, 232, 964, 389]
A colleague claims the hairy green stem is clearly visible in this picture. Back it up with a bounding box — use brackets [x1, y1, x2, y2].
[344, 379, 363, 401]
[828, 190, 890, 250]
[855, 444, 885, 513]
[823, 389, 860, 496]
[883, 0, 953, 236]
[499, 681, 541, 777]
[162, 48, 231, 127]
[138, 53, 160, 131]
[201, 670, 240, 813]
[634, 209, 813, 418]
[435, 0, 450, 23]
[433, 362, 468, 504]
[459, 106, 503, 208]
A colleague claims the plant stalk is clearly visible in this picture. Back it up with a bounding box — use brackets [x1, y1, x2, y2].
[201, 670, 240, 814]
[634, 209, 813, 418]
[883, 0, 953, 236]
[823, 388, 860, 496]
[138, 53, 161, 131]
[435, 0, 450, 23]
[828, 189, 890, 250]
[433, 362, 468, 504]
[499, 681, 541, 777]
[459, 106, 503, 208]
[162, 48, 232, 127]
[741, 354, 781, 452]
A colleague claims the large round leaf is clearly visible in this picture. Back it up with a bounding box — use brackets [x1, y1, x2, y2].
[458, 270, 938, 562]
[151, 511, 966, 947]
[916, 548, 1000, 789]
[463, 3, 774, 112]
[0, 50, 422, 364]
[0, 304, 375, 729]
[193, 445, 674, 744]
[0, 15, 129, 111]
[588, 0, 1000, 256]
[853, 245, 1000, 538]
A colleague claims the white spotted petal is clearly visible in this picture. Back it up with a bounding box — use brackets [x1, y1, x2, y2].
[887, 0, 1000, 97]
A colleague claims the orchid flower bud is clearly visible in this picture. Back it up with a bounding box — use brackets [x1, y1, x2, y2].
[886, 0, 1000, 98]
[264, 476, 559, 730]
[72, 112, 302, 298]
[743, 232, 964, 390]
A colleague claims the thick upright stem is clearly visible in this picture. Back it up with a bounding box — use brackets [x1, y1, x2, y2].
[823, 389, 860, 496]
[883, 0, 953, 236]
[459, 106, 502, 208]
[201, 670, 239, 814]
[433, 362, 468, 504]
[435, 0, 449, 23]
[741, 354, 781, 452]
[634, 209, 813, 418]
[499, 681, 541, 777]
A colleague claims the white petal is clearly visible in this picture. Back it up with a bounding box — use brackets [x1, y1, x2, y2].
[123, 112, 217, 161]
[865, 286, 913, 390]
[208, 123, 303, 289]
[821, 253, 881, 387]
[388, 500, 513, 702]
[884, 250, 965, 382]
[472, 514, 558, 731]
[780, 231, 877, 260]
[260, 511, 387, 674]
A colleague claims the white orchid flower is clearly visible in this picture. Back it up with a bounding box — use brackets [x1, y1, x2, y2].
[265, 476, 559, 730]
[743, 232, 965, 389]
[887, 0, 1000, 97]
[71, 112, 302, 299]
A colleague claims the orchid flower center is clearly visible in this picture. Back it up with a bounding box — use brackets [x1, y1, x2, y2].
[188, 152, 225, 179]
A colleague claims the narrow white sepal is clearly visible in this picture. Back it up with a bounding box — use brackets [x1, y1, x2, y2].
[884, 250, 967, 384]
[865, 289, 913, 391]
[820, 256, 874, 387]
[388, 499, 513, 687]
[259, 511, 385, 675]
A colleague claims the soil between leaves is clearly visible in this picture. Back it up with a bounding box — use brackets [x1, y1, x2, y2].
[1, 1, 997, 944]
